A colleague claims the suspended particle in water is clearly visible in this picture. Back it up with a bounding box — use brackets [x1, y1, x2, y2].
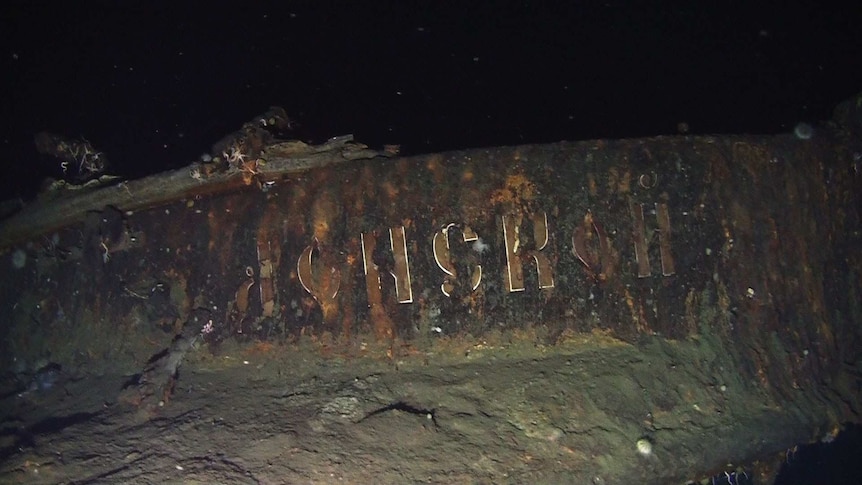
[794, 122, 814, 140]
[11, 249, 26, 269]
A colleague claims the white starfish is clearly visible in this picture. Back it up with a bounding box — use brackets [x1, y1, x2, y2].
[226, 146, 248, 165]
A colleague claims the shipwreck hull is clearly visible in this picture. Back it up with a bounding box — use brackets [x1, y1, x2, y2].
[1, 97, 861, 483]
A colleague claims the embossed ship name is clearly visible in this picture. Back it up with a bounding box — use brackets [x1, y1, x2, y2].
[291, 201, 674, 313]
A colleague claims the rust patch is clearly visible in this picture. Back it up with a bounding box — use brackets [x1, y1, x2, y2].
[257, 238, 276, 318]
[607, 166, 632, 194]
[732, 141, 771, 183]
[426, 154, 446, 185]
[490, 173, 537, 210]
[235, 274, 255, 315]
[297, 240, 342, 330]
[572, 210, 611, 283]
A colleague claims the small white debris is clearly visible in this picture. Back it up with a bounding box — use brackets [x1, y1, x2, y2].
[746, 287, 755, 299]
[794, 122, 814, 140]
[472, 237, 489, 254]
[11, 249, 26, 269]
[636, 437, 653, 457]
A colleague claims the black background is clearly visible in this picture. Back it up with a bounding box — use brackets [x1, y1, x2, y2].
[1, 2, 860, 199]
[2, 2, 861, 481]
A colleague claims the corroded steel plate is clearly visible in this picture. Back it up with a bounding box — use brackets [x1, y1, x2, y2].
[1, 95, 861, 483]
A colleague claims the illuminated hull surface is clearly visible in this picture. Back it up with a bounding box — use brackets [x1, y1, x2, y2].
[1, 97, 860, 483]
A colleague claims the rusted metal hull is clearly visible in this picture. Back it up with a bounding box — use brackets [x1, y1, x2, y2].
[6, 135, 858, 350]
[2, 96, 861, 481]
